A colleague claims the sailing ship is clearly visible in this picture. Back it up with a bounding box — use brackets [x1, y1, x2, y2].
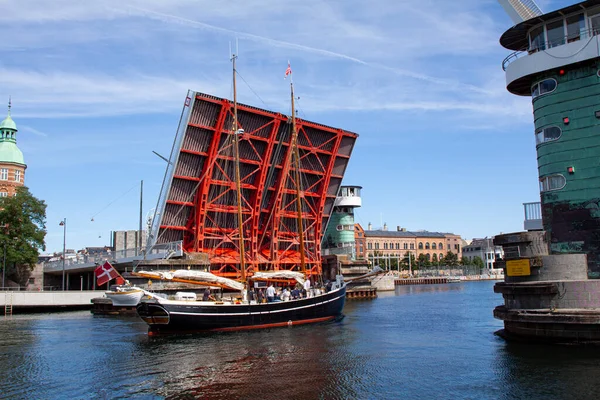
[135, 54, 355, 335]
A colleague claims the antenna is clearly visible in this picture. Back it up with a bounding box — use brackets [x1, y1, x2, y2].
[498, 0, 543, 24]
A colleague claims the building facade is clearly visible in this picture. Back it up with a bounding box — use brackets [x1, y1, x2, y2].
[0, 100, 26, 196]
[358, 223, 462, 265]
[462, 237, 504, 270]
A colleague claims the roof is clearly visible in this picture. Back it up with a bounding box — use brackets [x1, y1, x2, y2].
[0, 115, 16, 131]
[0, 141, 24, 165]
[364, 230, 450, 238]
[500, 1, 599, 50]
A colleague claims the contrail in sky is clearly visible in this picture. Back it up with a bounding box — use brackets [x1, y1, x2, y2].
[122, 5, 490, 95]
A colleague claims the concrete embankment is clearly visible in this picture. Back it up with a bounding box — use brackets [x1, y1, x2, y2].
[1, 291, 100, 313]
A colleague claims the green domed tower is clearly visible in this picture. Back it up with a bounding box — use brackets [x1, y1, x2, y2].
[0, 99, 26, 197]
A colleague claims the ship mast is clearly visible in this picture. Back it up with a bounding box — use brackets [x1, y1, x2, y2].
[290, 79, 307, 275]
[232, 52, 246, 281]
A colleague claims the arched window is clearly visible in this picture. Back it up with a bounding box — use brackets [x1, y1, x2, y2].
[432, 243, 437, 250]
[384, 243, 388, 250]
[410, 243, 414, 250]
[535, 126, 561, 145]
[425, 242, 430, 250]
[418, 242, 423, 250]
[531, 78, 557, 99]
[439, 243, 443, 250]
[375, 243, 379, 250]
[540, 174, 566, 192]
[395, 243, 400, 250]
[425, 254, 431, 261]
[403, 243, 408, 250]
[439, 253, 443, 260]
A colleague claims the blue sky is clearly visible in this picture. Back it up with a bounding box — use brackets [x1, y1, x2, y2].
[3, 0, 573, 253]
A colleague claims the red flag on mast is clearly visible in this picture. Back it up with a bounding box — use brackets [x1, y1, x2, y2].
[284, 61, 292, 79]
[95, 261, 119, 286]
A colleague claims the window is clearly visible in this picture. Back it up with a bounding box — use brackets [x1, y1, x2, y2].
[336, 225, 343, 231]
[546, 20, 565, 48]
[567, 14, 585, 42]
[0, 168, 7, 181]
[425, 242, 430, 250]
[418, 242, 423, 250]
[368, 243, 372, 250]
[590, 10, 600, 35]
[375, 243, 379, 250]
[14, 170, 21, 182]
[535, 126, 562, 145]
[439, 253, 443, 259]
[384, 243, 388, 250]
[404, 243, 408, 250]
[540, 174, 566, 192]
[0, 192, 7, 197]
[432, 243, 437, 250]
[531, 79, 557, 99]
[395, 243, 400, 250]
[529, 25, 545, 52]
[410, 243, 414, 250]
[439, 243, 443, 250]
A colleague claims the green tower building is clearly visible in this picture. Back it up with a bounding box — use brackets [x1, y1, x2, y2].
[0, 99, 26, 197]
[322, 186, 362, 259]
[494, 0, 600, 343]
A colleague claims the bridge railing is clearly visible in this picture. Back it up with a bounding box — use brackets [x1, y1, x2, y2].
[523, 202, 543, 231]
[43, 240, 183, 272]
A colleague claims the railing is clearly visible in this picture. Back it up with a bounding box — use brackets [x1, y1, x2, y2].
[523, 202, 543, 231]
[43, 240, 183, 272]
[502, 28, 598, 71]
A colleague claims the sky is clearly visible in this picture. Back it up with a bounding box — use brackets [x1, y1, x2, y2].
[2, 0, 574, 253]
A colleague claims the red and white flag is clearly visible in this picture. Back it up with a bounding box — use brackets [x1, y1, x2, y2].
[284, 61, 292, 79]
[95, 261, 119, 286]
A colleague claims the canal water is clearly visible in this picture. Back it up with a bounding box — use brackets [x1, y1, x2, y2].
[2, 281, 600, 399]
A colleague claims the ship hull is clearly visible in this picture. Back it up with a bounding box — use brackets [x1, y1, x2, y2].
[136, 285, 346, 335]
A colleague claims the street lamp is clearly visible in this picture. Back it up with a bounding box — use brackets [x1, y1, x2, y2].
[59, 218, 66, 291]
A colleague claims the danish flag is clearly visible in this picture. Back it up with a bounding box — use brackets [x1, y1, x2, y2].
[284, 61, 292, 79]
[95, 261, 120, 286]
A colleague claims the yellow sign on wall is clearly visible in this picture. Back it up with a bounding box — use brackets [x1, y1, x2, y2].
[506, 259, 531, 276]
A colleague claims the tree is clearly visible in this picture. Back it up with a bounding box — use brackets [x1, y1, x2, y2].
[418, 253, 430, 268]
[443, 251, 459, 267]
[460, 256, 472, 266]
[472, 256, 485, 271]
[0, 186, 47, 286]
[400, 251, 416, 271]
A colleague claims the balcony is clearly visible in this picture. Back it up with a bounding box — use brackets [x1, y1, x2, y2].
[523, 202, 543, 231]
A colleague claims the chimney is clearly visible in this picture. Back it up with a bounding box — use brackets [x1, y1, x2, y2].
[383, 223, 387, 231]
[397, 226, 401, 231]
[368, 222, 372, 230]
[401, 228, 407, 232]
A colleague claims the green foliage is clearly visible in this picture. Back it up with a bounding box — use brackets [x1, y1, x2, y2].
[443, 251, 459, 267]
[0, 187, 47, 283]
[417, 253, 431, 267]
[400, 252, 416, 271]
[472, 256, 484, 269]
[460, 256, 472, 266]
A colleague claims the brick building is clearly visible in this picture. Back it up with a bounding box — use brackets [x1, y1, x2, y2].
[0, 100, 26, 197]
[356, 223, 462, 264]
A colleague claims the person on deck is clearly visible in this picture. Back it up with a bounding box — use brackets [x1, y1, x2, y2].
[202, 288, 215, 302]
[303, 278, 311, 298]
[282, 287, 290, 302]
[266, 284, 276, 303]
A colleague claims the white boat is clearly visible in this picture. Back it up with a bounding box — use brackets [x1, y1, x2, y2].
[105, 285, 145, 307]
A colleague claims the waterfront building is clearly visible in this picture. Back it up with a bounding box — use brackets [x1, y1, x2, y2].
[358, 223, 462, 266]
[0, 99, 26, 197]
[322, 185, 362, 258]
[494, 0, 600, 343]
[463, 237, 504, 270]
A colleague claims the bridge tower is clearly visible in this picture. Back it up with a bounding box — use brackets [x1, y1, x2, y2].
[494, 0, 600, 343]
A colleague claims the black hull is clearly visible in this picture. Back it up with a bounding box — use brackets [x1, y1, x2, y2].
[137, 285, 346, 335]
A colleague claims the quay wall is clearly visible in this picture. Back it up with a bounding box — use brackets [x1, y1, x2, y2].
[1, 291, 100, 309]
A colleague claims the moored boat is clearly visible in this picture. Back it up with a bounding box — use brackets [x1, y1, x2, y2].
[137, 276, 346, 335]
[105, 285, 146, 307]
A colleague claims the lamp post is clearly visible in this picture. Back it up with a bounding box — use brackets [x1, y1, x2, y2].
[2, 243, 5, 290]
[59, 218, 66, 291]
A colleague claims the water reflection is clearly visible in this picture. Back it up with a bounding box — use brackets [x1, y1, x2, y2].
[494, 342, 600, 400]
